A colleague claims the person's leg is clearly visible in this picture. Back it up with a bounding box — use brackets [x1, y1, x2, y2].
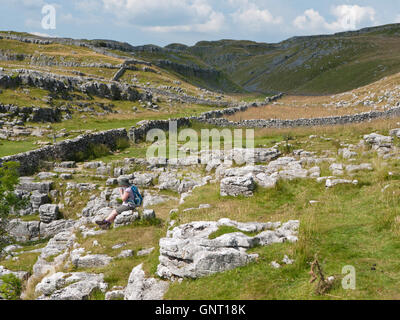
[105, 209, 118, 223]
[97, 206, 128, 229]
[107, 205, 130, 223]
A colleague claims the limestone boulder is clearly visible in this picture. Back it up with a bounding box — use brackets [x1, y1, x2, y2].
[124, 264, 169, 300]
[114, 211, 139, 228]
[39, 204, 60, 223]
[220, 175, 255, 197]
[35, 272, 108, 300]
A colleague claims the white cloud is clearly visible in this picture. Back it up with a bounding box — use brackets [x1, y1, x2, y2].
[9, 0, 46, 9]
[143, 11, 225, 33]
[330, 5, 376, 30]
[101, 0, 225, 33]
[73, 0, 103, 12]
[293, 5, 376, 33]
[232, 2, 283, 31]
[293, 9, 325, 30]
[29, 31, 53, 37]
[395, 14, 400, 23]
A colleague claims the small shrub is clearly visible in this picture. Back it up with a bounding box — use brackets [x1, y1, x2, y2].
[331, 139, 342, 151]
[15, 54, 25, 61]
[279, 134, 295, 154]
[94, 41, 107, 48]
[91, 143, 111, 158]
[88, 288, 105, 300]
[133, 217, 162, 228]
[115, 137, 131, 150]
[0, 274, 22, 300]
[71, 143, 111, 162]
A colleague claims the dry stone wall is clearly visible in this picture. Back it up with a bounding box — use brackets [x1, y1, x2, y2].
[0, 128, 127, 175]
[198, 106, 400, 128]
[4, 92, 400, 176]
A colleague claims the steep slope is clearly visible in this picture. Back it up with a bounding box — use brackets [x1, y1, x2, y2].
[0, 32, 239, 157]
[4, 24, 400, 95]
[131, 23, 400, 95]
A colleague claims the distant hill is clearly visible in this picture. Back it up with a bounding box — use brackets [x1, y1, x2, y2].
[129, 23, 400, 95]
[4, 23, 400, 95]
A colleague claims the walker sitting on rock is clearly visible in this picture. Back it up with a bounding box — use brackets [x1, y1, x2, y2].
[96, 178, 143, 230]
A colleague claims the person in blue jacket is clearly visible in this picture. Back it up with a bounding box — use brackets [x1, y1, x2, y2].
[96, 177, 142, 230]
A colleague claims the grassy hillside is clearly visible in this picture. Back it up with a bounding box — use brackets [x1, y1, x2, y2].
[3, 27, 400, 301]
[131, 23, 400, 95]
[4, 24, 400, 95]
[0, 32, 237, 157]
[5, 118, 400, 300]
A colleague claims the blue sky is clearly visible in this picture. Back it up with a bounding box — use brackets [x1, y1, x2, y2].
[1, 0, 400, 46]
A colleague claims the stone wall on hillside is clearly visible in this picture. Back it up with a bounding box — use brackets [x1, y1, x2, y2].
[0, 128, 127, 175]
[142, 87, 232, 107]
[9, 92, 398, 176]
[198, 106, 400, 128]
[127, 94, 284, 142]
[128, 118, 192, 143]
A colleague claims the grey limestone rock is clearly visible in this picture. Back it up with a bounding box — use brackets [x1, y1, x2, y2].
[35, 272, 108, 300]
[39, 204, 60, 223]
[124, 264, 169, 300]
[220, 175, 255, 197]
[156, 219, 299, 280]
[114, 211, 139, 228]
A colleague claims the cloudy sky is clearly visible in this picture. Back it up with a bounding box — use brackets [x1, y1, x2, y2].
[1, 0, 400, 46]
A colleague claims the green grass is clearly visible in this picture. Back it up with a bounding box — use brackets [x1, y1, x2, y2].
[0, 36, 122, 65]
[1, 251, 41, 274]
[0, 139, 41, 157]
[3, 117, 400, 300]
[164, 172, 400, 300]
[18, 214, 40, 222]
[208, 226, 259, 239]
[0, 88, 50, 107]
[3, 27, 400, 300]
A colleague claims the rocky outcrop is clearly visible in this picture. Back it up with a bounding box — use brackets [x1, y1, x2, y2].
[0, 104, 62, 123]
[39, 204, 60, 223]
[114, 211, 139, 228]
[0, 266, 29, 284]
[35, 272, 108, 300]
[6, 218, 76, 243]
[0, 266, 29, 299]
[325, 178, 358, 188]
[220, 175, 256, 197]
[363, 133, 394, 156]
[80, 81, 141, 101]
[70, 251, 112, 269]
[124, 264, 169, 300]
[0, 69, 144, 102]
[6, 220, 40, 242]
[156, 219, 299, 279]
[32, 229, 76, 278]
[0, 33, 52, 45]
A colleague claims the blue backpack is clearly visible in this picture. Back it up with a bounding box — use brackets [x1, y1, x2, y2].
[128, 185, 143, 206]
